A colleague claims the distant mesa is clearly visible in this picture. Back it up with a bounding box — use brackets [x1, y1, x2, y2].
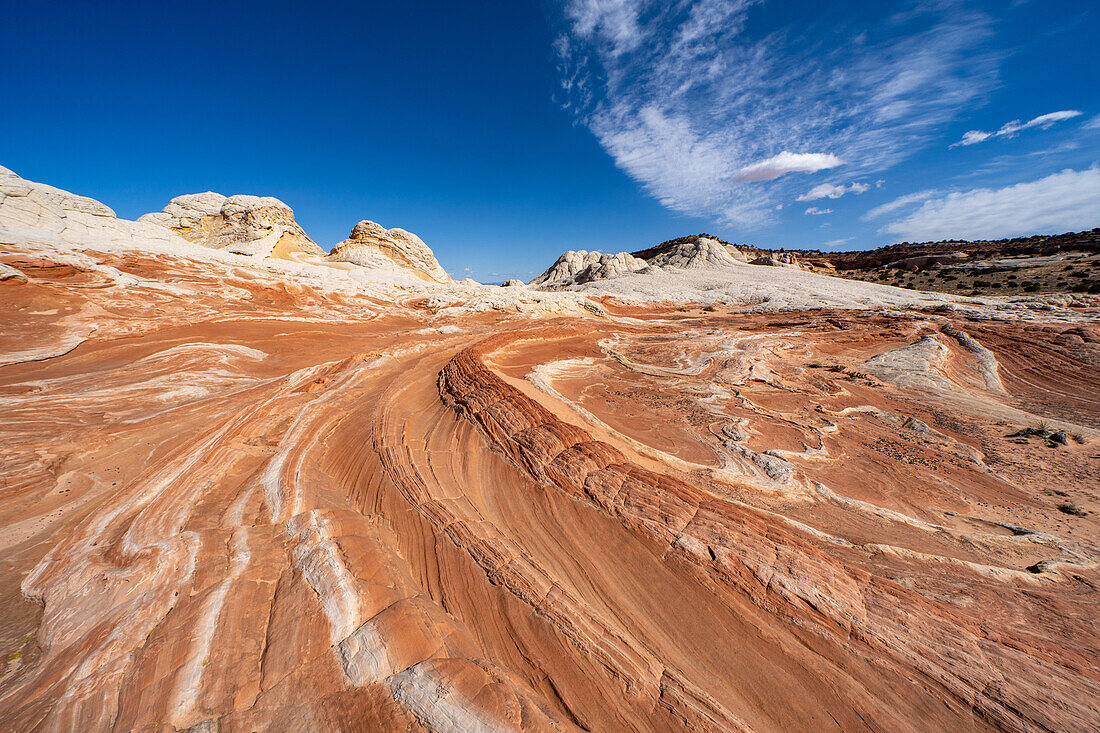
[328, 220, 451, 284]
[139, 192, 324, 261]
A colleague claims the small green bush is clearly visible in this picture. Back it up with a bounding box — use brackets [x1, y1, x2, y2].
[1058, 502, 1086, 516]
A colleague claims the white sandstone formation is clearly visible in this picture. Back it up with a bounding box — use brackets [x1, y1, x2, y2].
[529, 250, 647, 286]
[647, 237, 743, 269]
[530, 237, 743, 287]
[327, 220, 451, 283]
[139, 192, 323, 260]
[0, 165, 188, 249]
[573, 252, 649, 284]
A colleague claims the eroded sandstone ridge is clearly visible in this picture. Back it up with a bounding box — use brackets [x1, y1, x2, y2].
[1, 171, 1099, 732]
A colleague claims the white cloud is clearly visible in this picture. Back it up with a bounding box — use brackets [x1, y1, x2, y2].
[1084, 114, 1100, 131]
[1024, 110, 1084, 128]
[955, 130, 992, 146]
[797, 181, 871, 202]
[951, 109, 1083, 147]
[825, 237, 854, 247]
[863, 189, 938, 219]
[883, 167, 1100, 241]
[733, 152, 844, 182]
[565, 0, 645, 56]
[804, 206, 833, 215]
[558, 1, 999, 226]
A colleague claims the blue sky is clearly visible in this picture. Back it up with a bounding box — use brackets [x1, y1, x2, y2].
[2, 1, 1098, 281]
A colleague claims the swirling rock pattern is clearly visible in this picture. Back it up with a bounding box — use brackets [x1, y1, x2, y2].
[2, 229, 1099, 729]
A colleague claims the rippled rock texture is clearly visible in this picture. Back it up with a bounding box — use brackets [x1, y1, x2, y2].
[1, 239, 1098, 732]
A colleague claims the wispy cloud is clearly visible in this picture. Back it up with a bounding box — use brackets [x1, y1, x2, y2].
[950, 109, 1084, 147]
[565, 0, 645, 56]
[804, 206, 833, 215]
[863, 189, 939, 220]
[797, 181, 871, 202]
[558, 0, 999, 226]
[883, 167, 1100, 240]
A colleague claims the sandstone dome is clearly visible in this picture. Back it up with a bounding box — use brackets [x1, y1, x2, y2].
[646, 236, 744, 269]
[529, 250, 648, 286]
[139, 192, 324, 260]
[327, 220, 451, 283]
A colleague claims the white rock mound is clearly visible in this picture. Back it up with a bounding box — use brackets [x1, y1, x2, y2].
[531, 234, 817, 290]
[530, 236, 747, 287]
[0, 165, 187, 248]
[647, 237, 743, 269]
[139, 192, 323, 260]
[327, 220, 451, 283]
[529, 250, 647, 286]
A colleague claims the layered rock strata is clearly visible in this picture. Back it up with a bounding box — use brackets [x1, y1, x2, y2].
[1, 171, 1099, 733]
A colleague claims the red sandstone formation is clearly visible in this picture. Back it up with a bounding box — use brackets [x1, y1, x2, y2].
[1, 186, 1099, 731]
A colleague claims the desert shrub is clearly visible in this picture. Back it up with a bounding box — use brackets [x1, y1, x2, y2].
[1058, 502, 1086, 516]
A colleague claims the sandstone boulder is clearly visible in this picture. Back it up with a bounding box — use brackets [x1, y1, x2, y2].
[327, 220, 451, 283]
